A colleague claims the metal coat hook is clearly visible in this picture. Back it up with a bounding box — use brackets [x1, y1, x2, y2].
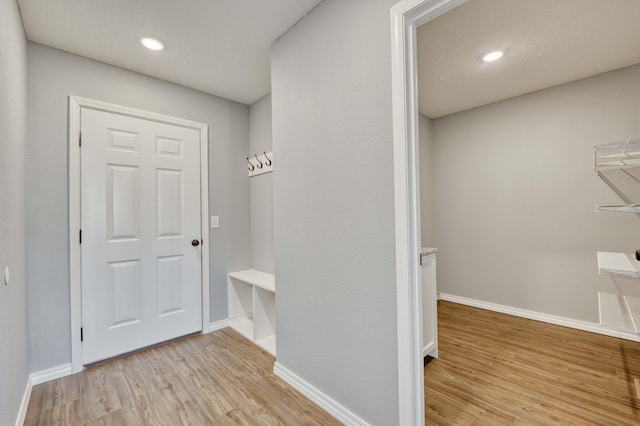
[247, 151, 273, 176]
[254, 154, 263, 169]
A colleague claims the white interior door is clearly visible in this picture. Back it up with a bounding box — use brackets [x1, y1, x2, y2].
[81, 107, 202, 364]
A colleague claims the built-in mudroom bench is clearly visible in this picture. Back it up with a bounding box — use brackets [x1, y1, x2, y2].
[228, 270, 276, 356]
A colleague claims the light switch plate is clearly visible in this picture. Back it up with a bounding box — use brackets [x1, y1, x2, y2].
[210, 216, 220, 229]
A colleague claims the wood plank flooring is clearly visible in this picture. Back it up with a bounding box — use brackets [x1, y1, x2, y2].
[24, 328, 340, 425]
[426, 301, 640, 425]
[26, 301, 640, 425]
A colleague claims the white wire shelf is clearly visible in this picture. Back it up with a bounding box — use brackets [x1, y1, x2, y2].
[599, 292, 640, 334]
[597, 252, 640, 277]
[594, 138, 640, 204]
[596, 204, 640, 213]
[594, 138, 640, 172]
[595, 138, 640, 336]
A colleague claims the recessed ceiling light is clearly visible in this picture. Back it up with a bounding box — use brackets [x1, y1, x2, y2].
[482, 50, 504, 62]
[141, 37, 164, 51]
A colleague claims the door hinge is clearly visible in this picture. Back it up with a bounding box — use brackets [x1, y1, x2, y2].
[79, 229, 82, 244]
[80, 327, 84, 342]
[79, 132, 82, 147]
[419, 253, 423, 266]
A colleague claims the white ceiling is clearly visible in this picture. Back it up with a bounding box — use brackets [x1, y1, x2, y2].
[17, 0, 640, 113]
[418, 0, 640, 118]
[17, 0, 322, 105]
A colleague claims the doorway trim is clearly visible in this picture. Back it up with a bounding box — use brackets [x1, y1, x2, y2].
[390, 0, 466, 424]
[68, 96, 210, 373]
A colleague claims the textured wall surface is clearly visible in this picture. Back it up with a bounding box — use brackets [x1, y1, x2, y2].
[0, 0, 30, 423]
[419, 113, 434, 246]
[271, 0, 399, 424]
[249, 94, 274, 273]
[27, 43, 251, 372]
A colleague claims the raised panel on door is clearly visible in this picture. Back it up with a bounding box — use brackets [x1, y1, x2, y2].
[81, 107, 202, 365]
[156, 136, 183, 158]
[157, 169, 183, 238]
[157, 255, 184, 316]
[107, 259, 141, 328]
[107, 165, 139, 241]
[107, 128, 139, 152]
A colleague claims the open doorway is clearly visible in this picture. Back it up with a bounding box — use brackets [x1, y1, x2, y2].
[416, 0, 640, 423]
[392, 0, 640, 423]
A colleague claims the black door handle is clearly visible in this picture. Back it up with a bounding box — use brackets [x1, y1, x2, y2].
[191, 239, 200, 246]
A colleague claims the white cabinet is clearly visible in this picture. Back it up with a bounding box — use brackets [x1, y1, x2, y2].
[228, 269, 276, 356]
[421, 249, 438, 358]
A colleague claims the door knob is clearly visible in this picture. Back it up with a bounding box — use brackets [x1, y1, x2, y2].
[191, 239, 200, 246]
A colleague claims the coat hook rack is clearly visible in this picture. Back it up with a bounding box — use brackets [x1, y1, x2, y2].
[247, 151, 273, 177]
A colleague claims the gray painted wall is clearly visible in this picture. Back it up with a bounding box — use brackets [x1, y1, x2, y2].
[423, 64, 640, 322]
[0, 0, 30, 423]
[27, 43, 251, 372]
[271, 0, 399, 424]
[419, 114, 434, 246]
[249, 94, 274, 274]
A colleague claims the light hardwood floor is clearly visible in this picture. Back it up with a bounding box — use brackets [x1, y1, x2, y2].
[426, 301, 640, 425]
[26, 302, 640, 425]
[24, 328, 340, 425]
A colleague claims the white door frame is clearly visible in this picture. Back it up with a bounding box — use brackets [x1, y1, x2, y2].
[68, 96, 210, 373]
[390, 0, 466, 424]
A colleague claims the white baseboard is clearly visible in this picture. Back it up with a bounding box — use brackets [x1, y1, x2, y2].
[438, 293, 640, 342]
[15, 376, 32, 426]
[31, 363, 73, 386]
[209, 318, 230, 333]
[273, 362, 370, 426]
[15, 363, 73, 425]
[422, 341, 436, 358]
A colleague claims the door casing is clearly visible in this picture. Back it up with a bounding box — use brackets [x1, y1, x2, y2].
[390, 0, 467, 424]
[69, 96, 210, 373]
